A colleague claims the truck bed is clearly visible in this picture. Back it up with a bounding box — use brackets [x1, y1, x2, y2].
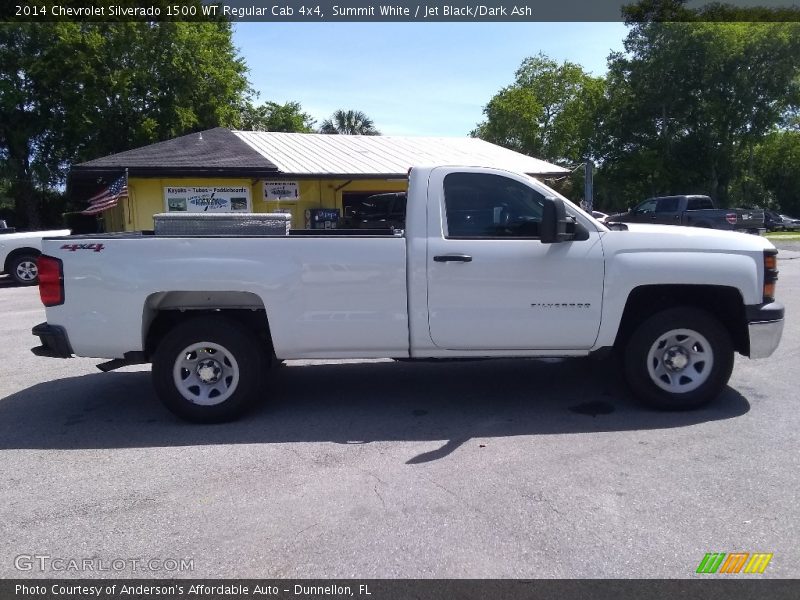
[41, 233, 410, 360]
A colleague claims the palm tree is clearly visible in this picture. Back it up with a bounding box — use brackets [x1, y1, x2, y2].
[319, 109, 380, 135]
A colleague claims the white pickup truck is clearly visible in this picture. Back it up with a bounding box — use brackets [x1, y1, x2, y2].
[31, 166, 784, 422]
[1, 227, 71, 285]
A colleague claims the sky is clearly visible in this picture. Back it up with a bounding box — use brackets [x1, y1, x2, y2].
[234, 22, 629, 137]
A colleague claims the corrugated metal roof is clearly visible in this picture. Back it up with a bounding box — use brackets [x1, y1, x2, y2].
[234, 131, 568, 177]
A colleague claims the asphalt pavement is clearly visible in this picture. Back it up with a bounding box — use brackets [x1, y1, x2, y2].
[0, 247, 798, 579]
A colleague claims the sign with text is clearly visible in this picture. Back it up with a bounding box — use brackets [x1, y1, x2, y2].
[264, 181, 300, 201]
[164, 186, 251, 213]
[8, 1, 799, 23]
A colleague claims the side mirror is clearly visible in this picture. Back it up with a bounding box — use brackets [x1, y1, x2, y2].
[541, 197, 583, 243]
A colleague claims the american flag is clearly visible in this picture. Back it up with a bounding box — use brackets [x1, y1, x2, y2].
[81, 172, 128, 216]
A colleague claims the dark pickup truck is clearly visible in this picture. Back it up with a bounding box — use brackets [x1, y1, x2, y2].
[342, 192, 407, 230]
[608, 195, 765, 234]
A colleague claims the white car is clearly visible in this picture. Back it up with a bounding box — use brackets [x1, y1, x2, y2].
[31, 166, 783, 422]
[1, 227, 71, 285]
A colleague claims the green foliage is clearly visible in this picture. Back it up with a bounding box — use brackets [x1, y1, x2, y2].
[473, 2, 800, 213]
[752, 131, 800, 216]
[621, 0, 800, 23]
[0, 16, 249, 227]
[472, 53, 604, 166]
[598, 20, 800, 208]
[319, 110, 380, 135]
[239, 101, 315, 132]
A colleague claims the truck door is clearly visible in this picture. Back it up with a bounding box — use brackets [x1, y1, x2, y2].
[623, 198, 655, 223]
[653, 196, 682, 225]
[425, 168, 604, 351]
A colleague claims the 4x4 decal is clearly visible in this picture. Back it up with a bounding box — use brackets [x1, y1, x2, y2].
[60, 243, 105, 252]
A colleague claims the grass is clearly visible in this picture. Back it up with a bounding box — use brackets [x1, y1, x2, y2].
[765, 231, 800, 240]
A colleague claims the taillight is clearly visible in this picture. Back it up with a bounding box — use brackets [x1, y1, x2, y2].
[763, 250, 778, 303]
[38, 255, 64, 307]
[725, 213, 737, 225]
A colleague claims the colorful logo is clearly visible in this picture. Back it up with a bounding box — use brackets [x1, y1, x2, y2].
[696, 552, 773, 574]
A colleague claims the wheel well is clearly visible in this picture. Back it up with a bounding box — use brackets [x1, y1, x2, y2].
[143, 291, 274, 363]
[145, 309, 274, 363]
[615, 285, 748, 355]
[4, 247, 40, 273]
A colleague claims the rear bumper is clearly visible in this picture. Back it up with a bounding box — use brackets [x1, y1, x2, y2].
[737, 227, 767, 236]
[31, 322, 73, 358]
[746, 302, 784, 359]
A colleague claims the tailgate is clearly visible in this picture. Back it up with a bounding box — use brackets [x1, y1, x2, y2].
[733, 208, 764, 229]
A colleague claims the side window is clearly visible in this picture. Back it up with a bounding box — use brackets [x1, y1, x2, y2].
[686, 197, 713, 210]
[443, 173, 546, 238]
[656, 197, 680, 212]
[636, 199, 658, 214]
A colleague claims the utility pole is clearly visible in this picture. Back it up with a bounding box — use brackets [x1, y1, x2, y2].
[584, 160, 594, 212]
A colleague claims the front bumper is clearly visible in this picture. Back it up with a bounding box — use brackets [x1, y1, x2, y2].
[746, 302, 784, 359]
[31, 322, 73, 358]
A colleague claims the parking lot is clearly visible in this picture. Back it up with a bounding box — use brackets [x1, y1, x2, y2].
[1, 248, 798, 579]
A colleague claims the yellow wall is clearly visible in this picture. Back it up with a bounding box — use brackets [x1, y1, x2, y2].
[114, 176, 408, 231]
[100, 201, 125, 232]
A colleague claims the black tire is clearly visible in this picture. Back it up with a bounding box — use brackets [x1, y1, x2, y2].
[623, 307, 734, 410]
[152, 316, 269, 423]
[9, 254, 40, 285]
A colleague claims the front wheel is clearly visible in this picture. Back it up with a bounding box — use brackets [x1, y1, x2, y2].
[152, 316, 268, 423]
[9, 254, 40, 285]
[623, 307, 734, 410]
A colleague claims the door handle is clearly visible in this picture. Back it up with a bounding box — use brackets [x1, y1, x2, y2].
[433, 254, 472, 263]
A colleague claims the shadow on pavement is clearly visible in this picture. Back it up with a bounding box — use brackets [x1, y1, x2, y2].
[0, 357, 750, 461]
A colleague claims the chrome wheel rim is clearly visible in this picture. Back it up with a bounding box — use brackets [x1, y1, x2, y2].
[647, 328, 713, 393]
[16, 260, 38, 282]
[172, 342, 239, 406]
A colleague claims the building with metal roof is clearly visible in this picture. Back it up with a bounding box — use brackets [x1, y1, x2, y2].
[234, 131, 567, 178]
[69, 128, 567, 232]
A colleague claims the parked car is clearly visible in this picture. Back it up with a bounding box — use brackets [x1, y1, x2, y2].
[764, 211, 784, 232]
[1, 228, 71, 285]
[591, 211, 610, 223]
[779, 214, 800, 231]
[607, 195, 765, 234]
[32, 166, 783, 422]
[762, 211, 800, 231]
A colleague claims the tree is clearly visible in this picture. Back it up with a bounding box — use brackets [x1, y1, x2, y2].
[597, 3, 800, 206]
[471, 53, 604, 166]
[0, 15, 249, 228]
[239, 101, 315, 132]
[752, 131, 800, 215]
[319, 110, 380, 135]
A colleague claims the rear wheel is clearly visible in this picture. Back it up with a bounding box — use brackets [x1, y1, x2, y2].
[152, 316, 268, 423]
[623, 307, 734, 410]
[9, 254, 39, 285]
